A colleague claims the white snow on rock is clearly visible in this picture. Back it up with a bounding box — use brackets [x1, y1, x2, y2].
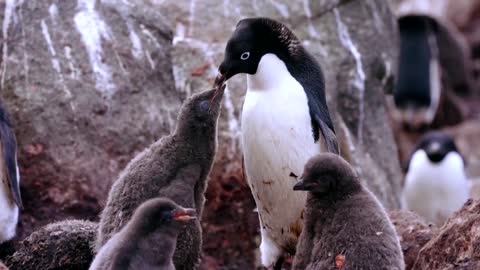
[74, 0, 116, 97]
[334, 8, 366, 143]
[1, 0, 16, 88]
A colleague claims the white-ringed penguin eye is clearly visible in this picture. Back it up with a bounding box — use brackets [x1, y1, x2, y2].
[240, 52, 250, 60]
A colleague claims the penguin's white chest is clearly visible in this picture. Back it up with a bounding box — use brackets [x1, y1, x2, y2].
[241, 54, 324, 252]
[0, 169, 19, 243]
[403, 150, 469, 225]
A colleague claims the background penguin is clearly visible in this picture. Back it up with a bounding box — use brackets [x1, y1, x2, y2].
[393, 15, 441, 130]
[96, 87, 224, 270]
[214, 17, 338, 268]
[5, 219, 97, 270]
[0, 101, 22, 245]
[90, 198, 196, 270]
[292, 153, 404, 270]
[403, 131, 469, 226]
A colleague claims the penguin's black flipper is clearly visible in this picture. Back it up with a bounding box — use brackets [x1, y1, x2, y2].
[0, 108, 22, 209]
[316, 115, 339, 155]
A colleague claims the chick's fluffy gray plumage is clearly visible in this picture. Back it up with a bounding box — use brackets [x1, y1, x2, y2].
[96, 88, 223, 270]
[292, 154, 404, 270]
[5, 220, 97, 270]
[90, 198, 192, 270]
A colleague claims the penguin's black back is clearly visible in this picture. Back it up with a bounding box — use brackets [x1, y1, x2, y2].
[395, 15, 438, 109]
[0, 100, 21, 208]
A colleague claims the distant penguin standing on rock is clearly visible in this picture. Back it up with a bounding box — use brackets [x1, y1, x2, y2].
[96, 87, 225, 270]
[0, 101, 22, 245]
[214, 17, 338, 268]
[403, 131, 469, 226]
[292, 154, 404, 270]
[393, 15, 441, 130]
[90, 198, 196, 270]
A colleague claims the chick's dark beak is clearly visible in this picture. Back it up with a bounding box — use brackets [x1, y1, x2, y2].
[293, 178, 307, 191]
[209, 84, 226, 112]
[214, 72, 226, 90]
[173, 207, 197, 222]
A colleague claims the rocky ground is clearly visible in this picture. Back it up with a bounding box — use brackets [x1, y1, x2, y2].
[0, 0, 479, 269]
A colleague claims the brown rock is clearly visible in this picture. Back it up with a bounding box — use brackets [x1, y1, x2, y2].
[389, 210, 437, 270]
[413, 199, 480, 269]
[5, 220, 97, 270]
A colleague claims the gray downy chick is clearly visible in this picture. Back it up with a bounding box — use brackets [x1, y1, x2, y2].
[96, 86, 225, 270]
[292, 153, 405, 270]
[90, 197, 196, 270]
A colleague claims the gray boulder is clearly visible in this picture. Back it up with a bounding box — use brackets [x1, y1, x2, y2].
[0, 0, 181, 239]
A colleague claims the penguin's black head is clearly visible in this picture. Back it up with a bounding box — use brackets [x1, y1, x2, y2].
[131, 198, 196, 234]
[412, 131, 460, 164]
[293, 153, 360, 196]
[214, 17, 299, 88]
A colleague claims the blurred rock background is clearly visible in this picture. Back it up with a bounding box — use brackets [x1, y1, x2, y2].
[0, 0, 478, 269]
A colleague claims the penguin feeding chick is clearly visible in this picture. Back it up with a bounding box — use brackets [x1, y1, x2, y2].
[0, 101, 22, 244]
[90, 198, 196, 270]
[96, 87, 224, 270]
[292, 154, 404, 270]
[393, 15, 441, 130]
[214, 17, 338, 268]
[403, 131, 469, 226]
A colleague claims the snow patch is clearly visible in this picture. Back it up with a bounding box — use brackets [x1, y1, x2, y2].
[64, 46, 80, 79]
[127, 22, 143, 59]
[334, 9, 366, 143]
[187, 0, 196, 36]
[140, 24, 161, 48]
[302, 0, 320, 39]
[41, 20, 61, 74]
[74, 0, 116, 97]
[41, 20, 72, 98]
[251, 0, 259, 15]
[49, 3, 58, 19]
[223, 0, 230, 17]
[173, 23, 186, 45]
[268, 0, 289, 18]
[1, 0, 16, 88]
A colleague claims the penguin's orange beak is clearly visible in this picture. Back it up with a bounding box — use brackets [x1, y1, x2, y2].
[173, 208, 197, 222]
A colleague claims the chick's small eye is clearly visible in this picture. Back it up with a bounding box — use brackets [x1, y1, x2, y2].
[198, 100, 210, 113]
[240, 52, 250, 60]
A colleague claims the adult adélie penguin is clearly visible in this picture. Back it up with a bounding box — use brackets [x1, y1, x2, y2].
[214, 17, 339, 269]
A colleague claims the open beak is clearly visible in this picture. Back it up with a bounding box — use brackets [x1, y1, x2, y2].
[173, 207, 197, 222]
[214, 72, 226, 90]
[209, 81, 226, 111]
[293, 178, 307, 191]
